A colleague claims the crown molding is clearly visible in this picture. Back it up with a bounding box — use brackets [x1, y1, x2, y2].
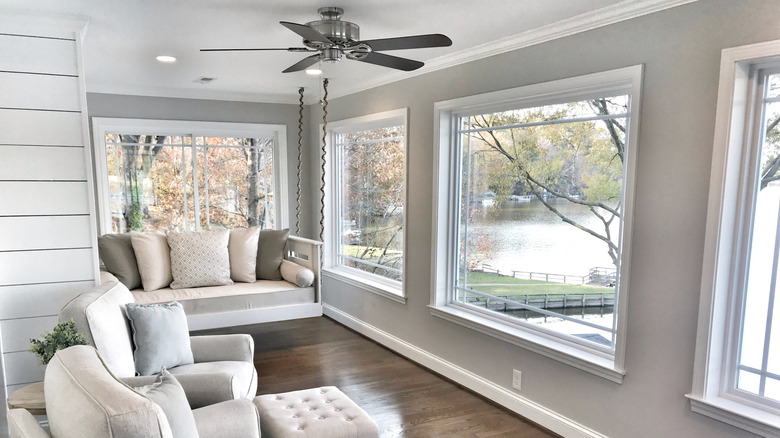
[86, 82, 305, 105]
[329, 0, 698, 100]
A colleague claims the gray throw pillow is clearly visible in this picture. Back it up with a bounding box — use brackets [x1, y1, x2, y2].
[134, 368, 200, 438]
[167, 229, 233, 289]
[125, 302, 194, 376]
[256, 228, 290, 280]
[98, 233, 142, 290]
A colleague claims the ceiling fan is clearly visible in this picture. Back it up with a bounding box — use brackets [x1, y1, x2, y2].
[201, 6, 452, 73]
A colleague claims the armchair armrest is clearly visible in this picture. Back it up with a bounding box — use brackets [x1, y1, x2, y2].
[8, 409, 50, 438]
[189, 334, 254, 363]
[122, 372, 239, 409]
[192, 399, 261, 438]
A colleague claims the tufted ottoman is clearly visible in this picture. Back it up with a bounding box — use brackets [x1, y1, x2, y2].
[253, 386, 379, 437]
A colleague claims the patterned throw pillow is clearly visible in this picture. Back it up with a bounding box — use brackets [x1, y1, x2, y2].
[166, 229, 233, 289]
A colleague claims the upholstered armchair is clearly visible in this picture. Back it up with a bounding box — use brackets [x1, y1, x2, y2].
[58, 280, 257, 408]
[7, 346, 261, 438]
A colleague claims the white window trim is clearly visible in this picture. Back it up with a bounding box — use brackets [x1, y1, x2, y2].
[91, 117, 289, 235]
[688, 39, 780, 437]
[323, 108, 409, 304]
[431, 65, 644, 383]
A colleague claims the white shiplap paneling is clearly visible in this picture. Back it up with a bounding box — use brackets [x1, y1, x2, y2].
[0, 316, 58, 353]
[0, 72, 80, 111]
[0, 216, 91, 251]
[0, 34, 77, 77]
[0, 181, 89, 215]
[0, 109, 83, 146]
[2, 351, 43, 386]
[0, 281, 94, 320]
[0, 249, 94, 286]
[0, 146, 86, 181]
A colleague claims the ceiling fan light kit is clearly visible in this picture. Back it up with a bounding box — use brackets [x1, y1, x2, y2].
[201, 6, 452, 73]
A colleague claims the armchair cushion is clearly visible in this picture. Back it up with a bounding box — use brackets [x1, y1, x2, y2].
[125, 302, 194, 376]
[122, 372, 239, 409]
[134, 369, 200, 438]
[192, 399, 261, 438]
[168, 361, 257, 400]
[59, 280, 136, 377]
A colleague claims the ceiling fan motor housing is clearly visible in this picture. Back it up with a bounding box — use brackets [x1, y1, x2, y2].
[305, 6, 360, 49]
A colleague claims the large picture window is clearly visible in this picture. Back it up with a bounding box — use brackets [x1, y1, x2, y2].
[93, 119, 288, 234]
[690, 40, 780, 437]
[432, 66, 642, 381]
[324, 109, 407, 301]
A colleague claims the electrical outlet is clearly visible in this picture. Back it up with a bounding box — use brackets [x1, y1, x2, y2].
[512, 369, 522, 390]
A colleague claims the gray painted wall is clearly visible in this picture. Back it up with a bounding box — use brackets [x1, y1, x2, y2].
[312, 1, 780, 437]
[86, 93, 315, 238]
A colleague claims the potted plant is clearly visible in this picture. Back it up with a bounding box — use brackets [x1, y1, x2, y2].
[28, 319, 87, 366]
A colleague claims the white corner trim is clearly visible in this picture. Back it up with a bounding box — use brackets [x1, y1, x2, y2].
[330, 0, 696, 100]
[323, 303, 609, 438]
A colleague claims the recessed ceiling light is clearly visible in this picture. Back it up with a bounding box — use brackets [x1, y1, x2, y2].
[305, 68, 323, 76]
[156, 55, 177, 63]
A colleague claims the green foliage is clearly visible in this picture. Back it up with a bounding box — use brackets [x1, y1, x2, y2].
[28, 319, 87, 365]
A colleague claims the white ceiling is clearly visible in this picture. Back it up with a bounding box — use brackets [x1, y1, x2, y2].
[5, 0, 691, 103]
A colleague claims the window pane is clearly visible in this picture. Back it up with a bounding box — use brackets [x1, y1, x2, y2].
[105, 134, 192, 232]
[337, 125, 405, 282]
[455, 96, 628, 350]
[766, 378, 780, 402]
[199, 137, 275, 230]
[737, 369, 761, 395]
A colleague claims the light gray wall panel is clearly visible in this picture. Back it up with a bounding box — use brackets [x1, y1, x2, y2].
[0, 146, 87, 181]
[0, 216, 91, 251]
[0, 72, 80, 111]
[313, 1, 780, 438]
[0, 249, 94, 286]
[0, 182, 89, 215]
[0, 316, 58, 353]
[0, 110, 83, 146]
[0, 281, 94, 320]
[2, 352, 42, 386]
[0, 34, 77, 76]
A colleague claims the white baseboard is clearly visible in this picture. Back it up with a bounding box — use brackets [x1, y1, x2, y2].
[323, 303, 607, 438]
[188, 303, 323, 331]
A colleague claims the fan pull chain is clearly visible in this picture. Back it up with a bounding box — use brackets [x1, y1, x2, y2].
[296, 87, 304, 236]
[319, 78, 329, 245]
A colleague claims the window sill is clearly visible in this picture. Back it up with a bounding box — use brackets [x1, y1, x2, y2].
[687, 394, 780, 438]
[429, 305, 624, 383]
[323, 268, 407, 304]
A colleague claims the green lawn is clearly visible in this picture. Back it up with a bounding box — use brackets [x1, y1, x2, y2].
[466, 271, 611, 297]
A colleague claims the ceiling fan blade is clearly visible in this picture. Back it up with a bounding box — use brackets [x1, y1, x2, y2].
[280, 21, 331, 45]
[360, 34, 452, 52]
[356, 52, 424, 71]
[282, 54, 321, 73]
[200, 47, 314, 52]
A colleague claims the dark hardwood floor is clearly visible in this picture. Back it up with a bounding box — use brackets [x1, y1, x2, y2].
[197, 317, 559, 438]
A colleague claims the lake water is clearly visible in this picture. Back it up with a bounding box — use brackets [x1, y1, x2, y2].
[470, 198, 618, 276]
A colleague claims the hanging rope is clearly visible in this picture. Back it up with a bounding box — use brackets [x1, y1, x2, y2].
[319, 78, 329, 243]
[296, 87, 304, 236]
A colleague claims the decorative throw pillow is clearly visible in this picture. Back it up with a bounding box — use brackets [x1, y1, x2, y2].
[228, 227, 261, 283]
[280, 260, 315, 287]
[134, 368, 200, 438]
[124, 302, 194, 376]
[256, 228, 290, 280]
[167, 229, 233, 289]
[98, 233, 142, 290]
[131, 231, 173, 292]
